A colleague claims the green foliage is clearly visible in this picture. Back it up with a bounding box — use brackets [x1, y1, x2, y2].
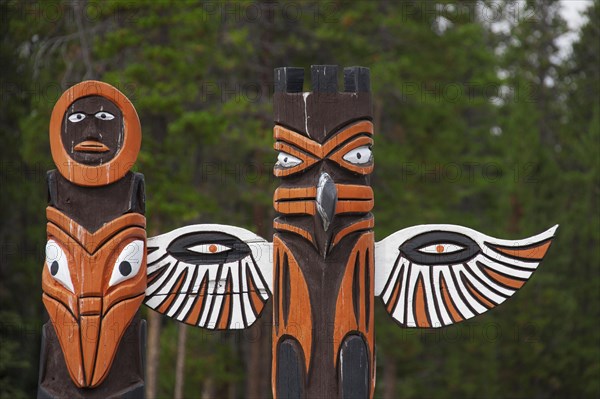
[1, 0, 598, 397]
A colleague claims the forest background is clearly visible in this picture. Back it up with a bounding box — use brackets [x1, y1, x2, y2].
[1, 1, 598, 398]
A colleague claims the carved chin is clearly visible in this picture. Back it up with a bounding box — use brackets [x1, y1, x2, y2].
[42, 293, 144, 388]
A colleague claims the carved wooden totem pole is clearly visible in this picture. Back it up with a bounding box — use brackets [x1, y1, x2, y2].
[142, 65, 558, 399]
[39, 81, 146, 398]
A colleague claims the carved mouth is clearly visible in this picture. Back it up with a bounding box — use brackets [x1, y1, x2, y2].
[273, 184, 374, 216]
[74, 140, 109, 153]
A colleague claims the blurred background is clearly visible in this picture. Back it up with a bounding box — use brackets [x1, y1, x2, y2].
[1, 0, 598, 398]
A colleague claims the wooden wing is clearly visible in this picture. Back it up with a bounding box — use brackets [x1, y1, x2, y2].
[144, 224, 273, 330]
[374, 224, 558, 328]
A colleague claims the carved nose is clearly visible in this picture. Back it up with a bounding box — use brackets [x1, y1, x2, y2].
[316, 172, 337, 231]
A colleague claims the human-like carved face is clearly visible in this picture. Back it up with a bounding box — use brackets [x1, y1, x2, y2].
[61, 95, 123, 166]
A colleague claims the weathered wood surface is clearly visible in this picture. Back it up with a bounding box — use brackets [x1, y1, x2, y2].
[39, 81, 146, 397]
[272, 65, 375, 398]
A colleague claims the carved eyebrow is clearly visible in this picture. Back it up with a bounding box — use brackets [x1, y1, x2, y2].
[273, 120, 373, 157]
[274, 126, 321, 157]
[322, 120, 373, 156]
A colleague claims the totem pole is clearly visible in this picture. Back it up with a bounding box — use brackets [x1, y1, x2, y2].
[143, 65, 558, 398]
[39, 81, 146, 398]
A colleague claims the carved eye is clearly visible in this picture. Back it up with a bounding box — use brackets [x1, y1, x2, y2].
[419, 243, 465, 254]
[188, 243, 232, 254]
[46, 239, 74, 293]
[95, 111, 115, 121]
[67, 113, 86, 123]
[343, 146, 372, 165]
[399, 231, 481, 265]
[109, 240, 144, 287]
[167, 231, 252, 265]
[276, 152, 302, 168]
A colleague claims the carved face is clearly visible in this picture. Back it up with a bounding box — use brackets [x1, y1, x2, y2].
[42, 208, 146, 388]
[49, 81, 141, 187]
[273, 120, 374, 256]
[61, 96, 123, 166]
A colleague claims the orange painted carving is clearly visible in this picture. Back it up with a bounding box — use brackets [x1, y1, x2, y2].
[42, 208, 146, 388]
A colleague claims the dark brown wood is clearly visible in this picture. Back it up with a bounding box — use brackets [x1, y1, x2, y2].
[38, 316, 146, 399]
[40, 81, 146, 396]
[272, 65, 375, 398]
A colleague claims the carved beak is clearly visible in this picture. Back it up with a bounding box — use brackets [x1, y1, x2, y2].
[78, 296, 102, 386]
[316, 172, 337, 232]
[74, 140, 109, 153]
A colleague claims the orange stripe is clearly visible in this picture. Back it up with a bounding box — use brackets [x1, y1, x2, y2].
[335, 199, 374, 214]
[336, 184, 373, 200]
[482, 267, 526, 289]
[464, 278, 494, 308]
[217, 276, 233, 330]
[274, 200, 316, 215]
[247, 271, 265, 316]
[386, 275, 402, 314]
[492, 240, 552, 260]
[185, 277, 208, 325]
[273, 221, 315, 246]
[274, 186, 316, 201]
[441, 277, 463, 323]
[274, 121, 373, 158]
[156, 271, 187, 314]
[414, 278, 430, 328]
[322, 120, 374, 155]
[274, 125, 321, 156]
[332, 218, 374, 247]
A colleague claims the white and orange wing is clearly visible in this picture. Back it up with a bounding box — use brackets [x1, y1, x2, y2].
[144, 224, 272, 330]
[375, 224, 558, 328]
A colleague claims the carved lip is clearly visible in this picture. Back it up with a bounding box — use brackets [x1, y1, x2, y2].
[74, 140, 109, 153]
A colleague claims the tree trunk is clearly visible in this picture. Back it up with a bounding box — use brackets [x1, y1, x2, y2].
[146, 310, 162, 399]
[174, 323, 188, 399]
[382, 356, 397, 399]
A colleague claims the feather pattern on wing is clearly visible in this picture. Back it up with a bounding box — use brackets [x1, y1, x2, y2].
[375, 224, 558, 328]
[144, 224, 273, 330]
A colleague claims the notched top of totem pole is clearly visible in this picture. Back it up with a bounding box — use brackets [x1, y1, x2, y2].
[49, 81, 141, 187]
[274, 65, 372, 142]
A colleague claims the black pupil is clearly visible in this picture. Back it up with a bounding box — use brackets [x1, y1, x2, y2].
[356, 152, 362, 159]
[283, 157, 288, 162]
[50, 261, 59, 276]
[77, 114, 82, 119]
[119, 261, 132, 276]
[100, 113, 105, 118]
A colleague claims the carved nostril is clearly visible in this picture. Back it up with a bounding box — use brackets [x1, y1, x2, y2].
[316, 172, 337, 231]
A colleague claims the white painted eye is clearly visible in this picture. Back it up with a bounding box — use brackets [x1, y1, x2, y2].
[419, 243, 464, 254]
[342, 146, 372, 165]
[109, 240, 144, 287]
[68, 113, 86, 123]
[95, 111, 115, 121]
[276, 152, 302, 168]
[188, 243, 232, 254]
[46, 239, 74, 293]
